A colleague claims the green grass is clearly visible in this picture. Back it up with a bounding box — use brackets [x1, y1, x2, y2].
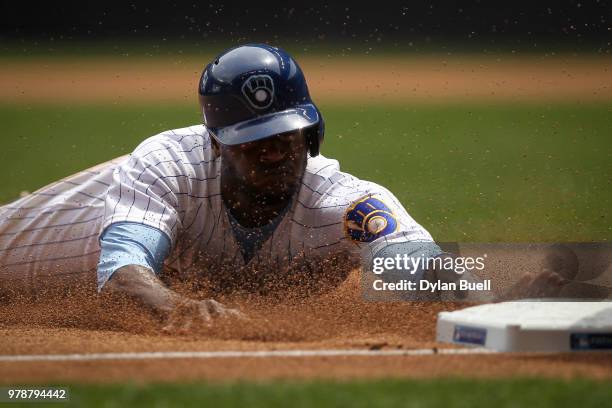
[7, 378, 612, 408]
[1, 102, 610, 241]
[1, 103, 200, 203]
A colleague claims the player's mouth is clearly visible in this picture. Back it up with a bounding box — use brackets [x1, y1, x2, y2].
[258, 162, 294, 177]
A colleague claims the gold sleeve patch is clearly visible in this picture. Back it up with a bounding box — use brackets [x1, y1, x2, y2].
[345, 195, 398, 242]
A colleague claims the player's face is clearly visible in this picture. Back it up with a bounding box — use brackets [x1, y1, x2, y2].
[219, 130, 308, 202]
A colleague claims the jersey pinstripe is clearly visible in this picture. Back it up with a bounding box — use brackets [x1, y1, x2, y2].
[0, 157, 125, 293]
[0, 125, 433, 292]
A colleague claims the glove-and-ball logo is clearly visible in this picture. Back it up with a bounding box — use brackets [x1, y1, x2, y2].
[345, 195, 398, 243]
[242, 74, 275, 110]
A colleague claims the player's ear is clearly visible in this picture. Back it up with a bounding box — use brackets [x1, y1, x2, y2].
[210, 136, 221, 158]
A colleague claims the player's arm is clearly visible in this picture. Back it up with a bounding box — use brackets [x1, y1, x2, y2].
[103, 265, 242, 332]
[97, 221, 175, 316]
[369, 242, 569, 302]
[99, 135, 244, 331]
[102, 264, 180, 317]
[347, 190, 492, 301]
[98, 133, 241, 331]
[352, 190, 565, 301]
[98, 222, 243, 332]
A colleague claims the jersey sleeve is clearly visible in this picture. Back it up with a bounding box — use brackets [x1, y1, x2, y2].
[300, 156, 438, 264]
[341, 182, 433, 241]
[344, 186, 443, 289]
[102, 134, 192, 246]
[97, 221, 171, 291]
[338, 182, 441, 266]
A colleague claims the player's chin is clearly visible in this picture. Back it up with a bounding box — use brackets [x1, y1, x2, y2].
[255, 170, 298, 188]
[266, 183, 295, 199]
[257, 180, 298, 203]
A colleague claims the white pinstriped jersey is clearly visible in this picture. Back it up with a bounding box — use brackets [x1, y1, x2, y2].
[0, 125, 433, 292]
[0, 158, 122, 293]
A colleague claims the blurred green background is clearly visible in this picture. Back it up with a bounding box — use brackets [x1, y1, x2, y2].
[2, 101, 609, 241]
[5, 378, 612, 408]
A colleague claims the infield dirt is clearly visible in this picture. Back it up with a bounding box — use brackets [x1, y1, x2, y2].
[1, 55, 611, 103]
[2, 270, 612, 383]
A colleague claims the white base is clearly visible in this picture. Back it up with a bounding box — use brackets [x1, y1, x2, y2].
[436, 301, 612, 352]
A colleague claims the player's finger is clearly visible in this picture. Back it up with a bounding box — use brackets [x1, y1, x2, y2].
[161, 320, 178, 335]
[551, 274, 569, 287]
[195, 303, 213, 324]
[518, 272, 534, 286]
[535, 271, 556, 293]
[206, 299, 247, 321]
[534, 270, 567, 297]
[204, 300, 230, 316]
[177, 318, 194, 335]
[532, 270, 552, 286]
[540, 270, 568, 287]
[161, 300, 198, 334]
[511, 273, 535, 297]
[224, 307, 249, 321]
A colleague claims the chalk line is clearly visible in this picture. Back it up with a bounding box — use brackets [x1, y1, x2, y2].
[0, 348, 495, 362]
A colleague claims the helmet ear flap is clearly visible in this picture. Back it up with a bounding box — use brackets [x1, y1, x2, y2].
[306, 109, 325, 157]
[305, 124, 324, 157]
[307, 133, 320, 157]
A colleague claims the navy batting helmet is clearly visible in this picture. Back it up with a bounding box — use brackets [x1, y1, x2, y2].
[198, 44, 324, 156]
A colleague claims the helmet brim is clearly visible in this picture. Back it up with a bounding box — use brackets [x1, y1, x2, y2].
[208, 103, 320, 146]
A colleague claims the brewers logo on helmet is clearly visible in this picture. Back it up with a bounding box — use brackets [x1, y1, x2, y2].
[242, 74, 275, 110]
[198, 44, 325, 156]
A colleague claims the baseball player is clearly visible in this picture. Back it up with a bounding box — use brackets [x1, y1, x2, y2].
[2, 44, 559, 331]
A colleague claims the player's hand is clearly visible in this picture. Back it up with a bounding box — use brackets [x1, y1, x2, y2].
[161, 298, 246, 335]
[504, 269, 568, 300]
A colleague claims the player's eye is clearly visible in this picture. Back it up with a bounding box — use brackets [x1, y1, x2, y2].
[276, 133, 296, 146]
